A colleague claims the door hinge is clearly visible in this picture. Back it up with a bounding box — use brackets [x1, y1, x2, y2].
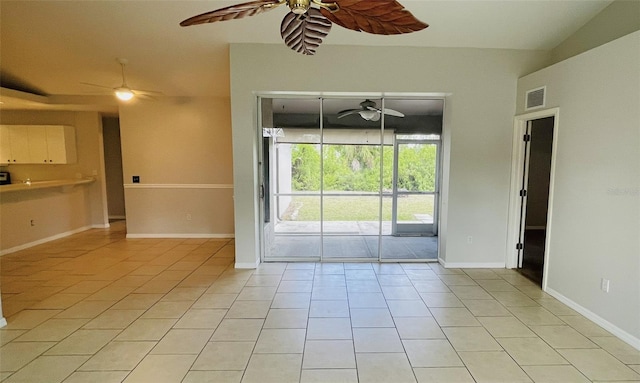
[523, 134, 531, 142]
[519, 189, 527, 197]
[516, 243, 524, 250]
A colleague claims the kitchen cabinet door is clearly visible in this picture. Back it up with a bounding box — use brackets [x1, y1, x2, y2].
[0, 126, 12, 164]
[8, 126, 31, 163]
[46, 126, 77, 164]
[28, 126, 49, 164]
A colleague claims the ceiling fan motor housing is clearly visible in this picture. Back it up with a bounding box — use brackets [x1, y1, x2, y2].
[361, 99, 377, 109]
[288, 0, 311, 14]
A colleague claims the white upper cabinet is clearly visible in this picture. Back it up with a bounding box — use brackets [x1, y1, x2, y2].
[28, 126, 49, 163]
[0, 126, 13, 164]
[0, 125, 77, 165]
[44, 126, 77, 164]
[7, 126, 31, 163]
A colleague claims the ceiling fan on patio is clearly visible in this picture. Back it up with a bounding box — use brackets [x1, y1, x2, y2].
[337, 99, 405, 121]
[180, 0, 428, 56]
[80, 58, 162, 101]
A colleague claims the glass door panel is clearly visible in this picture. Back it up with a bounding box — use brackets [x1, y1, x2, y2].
[265, 98, 321, 261]
[320, 98, 383, 261]
[321, 143, 382, 260]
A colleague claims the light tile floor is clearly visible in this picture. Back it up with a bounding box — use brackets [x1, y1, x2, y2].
[1, 221, 639, 383]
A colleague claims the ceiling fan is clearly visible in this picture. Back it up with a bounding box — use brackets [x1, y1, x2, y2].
[180, 0, 428, 56]
[81, 58, 161, 101]
[337, 99, 404, 121]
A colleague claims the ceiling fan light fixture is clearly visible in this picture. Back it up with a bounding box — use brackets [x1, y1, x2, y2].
[115, 87, 134, 101]
[288, 0, 311, 14]
[359, 110, 379, 121]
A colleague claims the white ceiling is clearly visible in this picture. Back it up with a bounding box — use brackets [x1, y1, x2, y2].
[0, 0, 612, 105]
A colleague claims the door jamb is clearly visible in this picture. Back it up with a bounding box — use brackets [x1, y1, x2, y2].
[506, 108, 560, 291]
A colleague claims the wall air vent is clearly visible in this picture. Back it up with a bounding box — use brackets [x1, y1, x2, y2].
[525, 86, 546, 110]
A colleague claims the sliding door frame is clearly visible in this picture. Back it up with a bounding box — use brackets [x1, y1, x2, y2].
[257, 92, 449, 263]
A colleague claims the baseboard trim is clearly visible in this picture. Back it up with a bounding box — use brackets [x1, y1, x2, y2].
[439, 261, 506, 269]
[108, 215, 126, 220]
[546, 287, 640, 351]
[92, 223, 110, 229]
[0, 317, 6, 328]
[126, 233, 234, 239]
[0, 225, 93, 256]
[235, 260, 260, 269]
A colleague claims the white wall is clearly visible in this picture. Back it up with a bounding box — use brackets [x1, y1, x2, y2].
[230, 44, 550, 267]
[517, 31, 640, 346]
[119, 97, 235, 237]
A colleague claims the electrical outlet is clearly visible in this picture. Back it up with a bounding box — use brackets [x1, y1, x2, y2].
[186, 214, 192, 221]
[30, 219, 35, 227]
[132, 176, 140, 183]
[601, 278, 610, 293]
[467, 236, 473, 244]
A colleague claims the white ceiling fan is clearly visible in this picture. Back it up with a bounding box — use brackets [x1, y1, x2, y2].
[337, 99, 405, 121]
[81, 58, 161, 101]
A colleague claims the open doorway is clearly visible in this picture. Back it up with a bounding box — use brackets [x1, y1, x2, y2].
[508, 109, 558, 288]
[259, 96, 443, 262]
[517, 117, 554, 285]
[102, 116, 126, 222]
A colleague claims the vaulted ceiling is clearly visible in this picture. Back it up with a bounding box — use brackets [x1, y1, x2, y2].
[0, 0, 612, 104]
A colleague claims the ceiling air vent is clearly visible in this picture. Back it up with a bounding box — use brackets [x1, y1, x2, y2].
[525, 86, 546, 110]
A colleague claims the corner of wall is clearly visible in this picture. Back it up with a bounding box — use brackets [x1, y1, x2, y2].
[235, 259, 260, 269]
[546, 287, 640, 351]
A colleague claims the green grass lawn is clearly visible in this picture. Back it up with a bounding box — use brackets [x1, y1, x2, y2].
[282, 195, 434, 221]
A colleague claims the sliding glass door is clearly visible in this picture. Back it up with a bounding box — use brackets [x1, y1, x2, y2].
[260, 96, 443, 262]
[322, 98, 384, 260]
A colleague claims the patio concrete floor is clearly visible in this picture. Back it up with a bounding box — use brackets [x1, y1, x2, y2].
[270, 221, 438, 260]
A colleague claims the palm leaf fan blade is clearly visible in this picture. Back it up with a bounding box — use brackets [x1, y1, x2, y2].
[320, 0, 428, 35]
[180, 0, 284, 26]
[281, 9, 332, 56]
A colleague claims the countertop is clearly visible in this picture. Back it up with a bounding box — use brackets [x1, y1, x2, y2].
[0, 177, 95, 193]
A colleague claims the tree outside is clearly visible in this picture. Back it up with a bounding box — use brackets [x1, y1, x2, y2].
[285, 143, 436, 221]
